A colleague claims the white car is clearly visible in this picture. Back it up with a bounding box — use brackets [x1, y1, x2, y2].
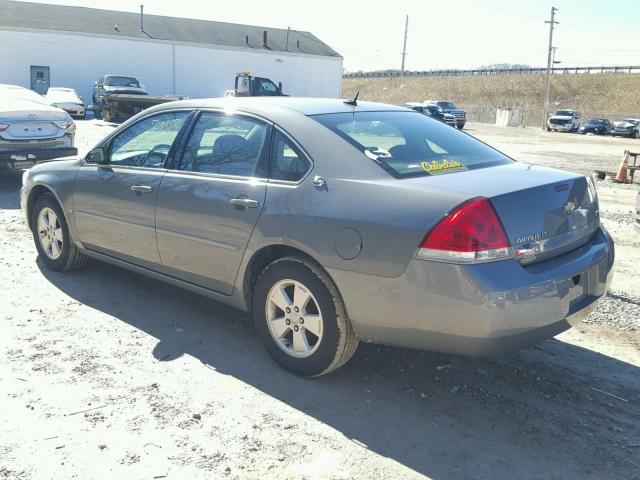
[547, 109, 581, 132]
[46, 87, 85, 119]
[0, 85, 77, 170]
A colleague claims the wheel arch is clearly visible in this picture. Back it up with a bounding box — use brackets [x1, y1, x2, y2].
[241, 244, 344, 319]
[26, 184, 60, 228]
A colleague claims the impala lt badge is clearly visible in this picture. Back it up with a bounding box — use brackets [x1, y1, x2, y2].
[515, 232, 547, 244]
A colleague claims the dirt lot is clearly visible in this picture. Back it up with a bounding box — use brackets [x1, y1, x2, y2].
[1, 120, 639, 480]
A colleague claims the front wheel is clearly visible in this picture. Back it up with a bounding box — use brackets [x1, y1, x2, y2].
[253, 257, 358, 376]
[634, 130, 639, 139]
[31, 193, 88, 272]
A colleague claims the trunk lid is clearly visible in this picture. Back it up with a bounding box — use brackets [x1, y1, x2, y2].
[405, 162, 600, 264]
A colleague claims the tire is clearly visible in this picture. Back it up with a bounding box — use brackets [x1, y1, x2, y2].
[546, 126, 551, 132]
[103, 111, 113, 123]
[634, 131, 639, 139]
[30, 193, 88, 272]
[457, 124, 464, 130]
[253, 257, 358, 376]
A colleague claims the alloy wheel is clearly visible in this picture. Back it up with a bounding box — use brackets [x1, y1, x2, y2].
[37, 207, 63, 260]
[265, 279, 323, 358]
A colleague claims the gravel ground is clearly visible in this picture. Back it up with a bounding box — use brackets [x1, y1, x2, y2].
[1, 119, 640, 480]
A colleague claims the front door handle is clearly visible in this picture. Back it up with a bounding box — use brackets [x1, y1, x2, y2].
[131, 184, 153, 193]
[229, 197, 260, 208]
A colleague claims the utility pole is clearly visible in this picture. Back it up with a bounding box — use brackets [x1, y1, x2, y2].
[542, 7, 558, 129]
[400, 15, 409, 76]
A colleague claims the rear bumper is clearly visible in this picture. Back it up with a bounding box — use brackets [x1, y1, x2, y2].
[0, 148, 78, 169]
[329, 227, 614, 356]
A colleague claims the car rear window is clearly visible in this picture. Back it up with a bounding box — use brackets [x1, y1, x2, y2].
[311, 111, 512, 178]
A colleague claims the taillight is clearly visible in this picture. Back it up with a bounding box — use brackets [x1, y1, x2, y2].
[0, 124, 8, 132]
[417, 197, 512, 263]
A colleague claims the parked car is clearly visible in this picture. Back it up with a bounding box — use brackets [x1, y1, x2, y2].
[46, 87, 85, 119]
[93, 75, 147, 119]
[21, 97, 613, 376]
[611, 118, 640, 139]
[579, 118, 613, 135]
[0, 85, 77, 170]
[547, 109, 581, 132]
[405, 102, 456, 127]
[426, 100, 466, 129]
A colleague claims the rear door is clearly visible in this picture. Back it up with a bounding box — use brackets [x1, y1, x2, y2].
[73, 111, 191, 267]
[155, 111, 270, 295]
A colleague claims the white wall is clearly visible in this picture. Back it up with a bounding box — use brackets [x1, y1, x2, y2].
[0, 28, 342, 104]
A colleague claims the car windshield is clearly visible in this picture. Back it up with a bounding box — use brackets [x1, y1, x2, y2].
[46, 89, 80, 103]
[586, 119, 605, 125]
[622, 119, 639, 125]
[437, 102, 456, 110]
[105, 76, 140, 87]
[311, 111, 512, 178]
[555, 110, 574, 116]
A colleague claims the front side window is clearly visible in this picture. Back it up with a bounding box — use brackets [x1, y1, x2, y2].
[179, 113, 269, 177]
[312, 111, 512, 178]
[256, 79, 278, 95]
[270, 131, 311, 182]
[108, 111, 190, 168]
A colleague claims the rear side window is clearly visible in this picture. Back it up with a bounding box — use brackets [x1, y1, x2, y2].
[311, 111, 512, 178]
[178, 112, 269, 177]
[270, 131, 311, 182]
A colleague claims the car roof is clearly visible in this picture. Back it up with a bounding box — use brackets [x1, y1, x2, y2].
[150, 97, 409, 116]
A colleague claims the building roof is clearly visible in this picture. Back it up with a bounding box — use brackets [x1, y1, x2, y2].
[0, 0, 341, 58]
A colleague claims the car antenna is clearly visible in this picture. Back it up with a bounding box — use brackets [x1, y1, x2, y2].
[344, 91, 359, 107]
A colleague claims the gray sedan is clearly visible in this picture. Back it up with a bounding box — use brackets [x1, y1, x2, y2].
[21, 97, 614, 376]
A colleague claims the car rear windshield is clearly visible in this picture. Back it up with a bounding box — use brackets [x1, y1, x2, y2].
[311, 111, 512, 178]
[587, 119, 605, 124]
[555, 110, 574, 116]
[105, 76, 140, 87]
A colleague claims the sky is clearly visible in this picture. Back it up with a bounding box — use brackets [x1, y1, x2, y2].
[15, 0, 640, 72]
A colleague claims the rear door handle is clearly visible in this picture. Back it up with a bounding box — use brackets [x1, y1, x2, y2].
[131, 184, 153, 193]
[229, 197, 260, 208]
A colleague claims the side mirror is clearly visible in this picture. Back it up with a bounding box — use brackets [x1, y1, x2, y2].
[277, 82, 283, 94]
[86, 147, 107, 164]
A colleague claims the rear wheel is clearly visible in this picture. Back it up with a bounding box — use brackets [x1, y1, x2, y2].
[253, 257, 358, 376]
[634, 130, 639, 139]
[31, 193, 87, 272]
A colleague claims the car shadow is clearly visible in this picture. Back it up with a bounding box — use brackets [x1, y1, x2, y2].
[37, 257, 640, 479]
[0, 171, 22, 210]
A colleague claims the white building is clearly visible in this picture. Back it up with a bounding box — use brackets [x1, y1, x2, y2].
[0, 1, 343, 102]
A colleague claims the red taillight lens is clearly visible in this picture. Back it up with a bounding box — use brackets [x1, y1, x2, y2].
[418, 198, 512, 263]
[0, 124, 9, 132]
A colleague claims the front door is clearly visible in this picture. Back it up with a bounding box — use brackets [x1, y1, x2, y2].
[73, 111, 191, 267]
[155, 111, 270, 295]
[30, 66, 50, 95]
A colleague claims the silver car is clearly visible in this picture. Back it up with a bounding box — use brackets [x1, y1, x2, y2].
[0, 85, 77, 170]
[21, 97, 614, 376]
